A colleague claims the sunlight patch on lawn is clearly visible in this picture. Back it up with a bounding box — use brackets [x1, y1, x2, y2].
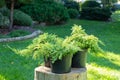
[0, 75, 7, 80]
[87, 64, 120, 80]
[87, 52, 120, 80]
[111, 10, 120, 22]
[98, 52, 120, 66]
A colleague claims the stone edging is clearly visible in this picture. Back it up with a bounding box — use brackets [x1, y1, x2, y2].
[0, 30, 43, 43]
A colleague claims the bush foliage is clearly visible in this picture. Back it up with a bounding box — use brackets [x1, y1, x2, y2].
[0, 7, 10, 17]
[80, 7, 112, 21]
[67, 9, 79, 19]
[80, 1, 112, 21]
[81, 0, 101, 8]
[13, 10, 33, 26]
[20, 1, 69, 24]
[112, 3, 120, 11]
[64, 1, 80, 11]
[0, 12, 10, 28]
[0, 0, 5, 8]
[5, 0, 33, 9]
[8, 29, 30, 37]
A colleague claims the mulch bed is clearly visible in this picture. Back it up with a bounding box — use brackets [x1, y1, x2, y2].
[0, 26, 36, 35]
[0, 29, 9, 35]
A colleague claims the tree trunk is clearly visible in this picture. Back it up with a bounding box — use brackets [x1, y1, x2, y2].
[9, 0, 14, 30]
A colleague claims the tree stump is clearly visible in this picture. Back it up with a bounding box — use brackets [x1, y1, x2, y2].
[34, 66, 87, 80]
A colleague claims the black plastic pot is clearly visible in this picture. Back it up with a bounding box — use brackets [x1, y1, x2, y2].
[72, 49, 87, 68]
[51, 54, 73, 74]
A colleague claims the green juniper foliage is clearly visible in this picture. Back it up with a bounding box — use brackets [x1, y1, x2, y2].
[19, 33, 80, 63]
[64, 25, 104, 53]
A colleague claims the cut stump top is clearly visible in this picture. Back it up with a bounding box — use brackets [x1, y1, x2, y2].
[34, 66, 87, 80]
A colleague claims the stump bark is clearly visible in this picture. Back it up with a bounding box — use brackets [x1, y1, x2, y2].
[34, 66, 87, 80]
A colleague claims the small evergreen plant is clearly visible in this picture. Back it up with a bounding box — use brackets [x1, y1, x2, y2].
[64, 25, 104, 53]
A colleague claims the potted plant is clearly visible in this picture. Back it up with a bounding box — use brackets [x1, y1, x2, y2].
[64, 25, 104, 68]
[49, 40, 79, 74]
[25, 33, 59, 67]
[28, 33, 80, 73]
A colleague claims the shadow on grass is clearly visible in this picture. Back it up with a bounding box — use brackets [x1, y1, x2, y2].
[87, 52, 120, 70]
[0, 50, 42, 80]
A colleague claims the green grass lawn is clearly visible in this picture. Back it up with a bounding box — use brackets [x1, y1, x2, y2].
[0, 11, 120, 80]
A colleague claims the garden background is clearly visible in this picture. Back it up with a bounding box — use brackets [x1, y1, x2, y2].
[0, 0, 120, 80]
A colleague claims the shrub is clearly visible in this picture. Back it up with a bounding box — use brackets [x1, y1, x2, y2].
[112, 3, 120, 11]
[13, 10, 33, 26]
[8, 29, 30, 37]
[6, 1, 23, 9]
[64, 1, 80, 11]
[0, 0, 5, 8]
[20, 4, 41, 22]
[5, 0, 33, 9]
[67, 9, 79, 19]
[20, 1, 69, 24]
[43, 3, 69, 24]
[22, 33, 80, 63]
[80, 0, 112, 21]
[81, 0, 101, 8]
[64, 25, 104, 53]
[0, 7, 10, 17]
[34, 0, 54, 3]
[80, 7, 112, 21]
[0, 12, 10, 28]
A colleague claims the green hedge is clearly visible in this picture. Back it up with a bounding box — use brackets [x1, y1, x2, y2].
[0, 12, 9, 28]
[81, 1, 101, 8]
[20, 1, 69, 24]
[112, 3, 120, 11]
[67, 9, 79, 19]
[64, 1, 80, 11]
[6, 0, 33, 9]
[0, 7, 10, 17]
[0, 0, 5, 8]
[13, 10, 33, 26]
[80, 7, 112, 21]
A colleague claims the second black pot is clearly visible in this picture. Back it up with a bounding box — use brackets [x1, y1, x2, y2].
[72, 49, 87, 68]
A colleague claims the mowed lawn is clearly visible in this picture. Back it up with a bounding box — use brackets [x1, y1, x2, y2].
[0, 11, 120, 80]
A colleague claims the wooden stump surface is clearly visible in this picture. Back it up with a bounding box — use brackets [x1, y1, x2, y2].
[34, 66, 87, 80]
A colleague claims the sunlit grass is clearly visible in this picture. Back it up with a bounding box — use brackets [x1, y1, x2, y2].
[0, 11, 120, 80]
[0, 75, 6, 80]
[111, 10, 120, 22]
[87, 65, 120, 80]
[87, 52, 120, 80]
[0, 40, 40, 80]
